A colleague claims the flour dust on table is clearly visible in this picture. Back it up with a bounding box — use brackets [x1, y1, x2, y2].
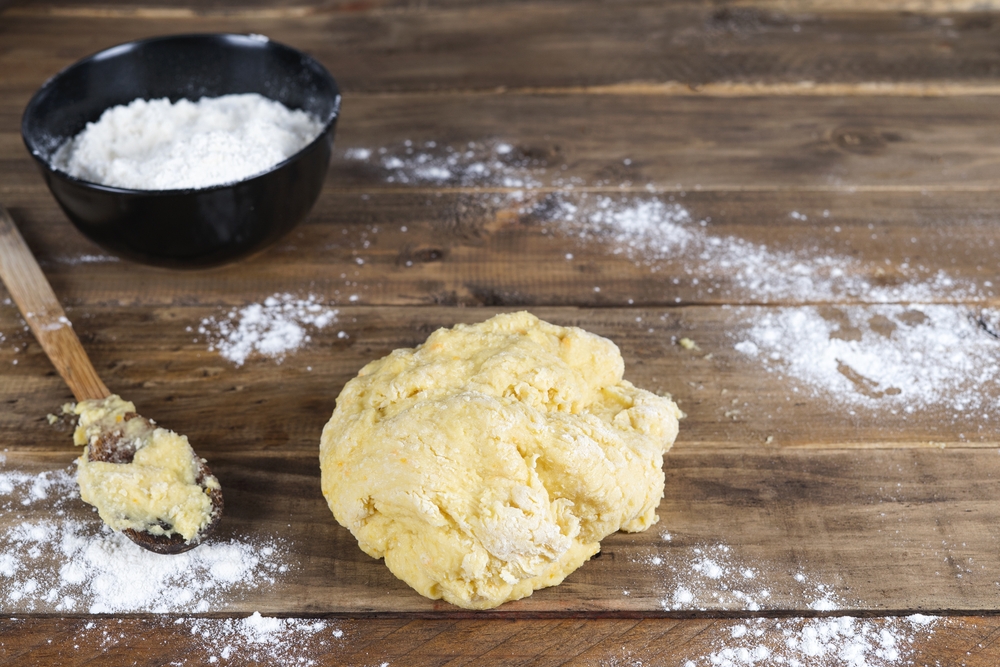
[341, 140, 992, 302]
[631, 534, 941, 666]
[0, 464, 291, 614]
[194, 293, 340, 366]
[642, 534, 840, 613]
[55, 253, 120, 266]
[687, 616, 940, 667]
[343, 140, 545, 189]
[733, 304, 1000, 424]
[173, 613, 340, 666]
[536, 194, 1000, 424]
[606, 615, 940, 667]
[340, 141, 1000, 428]
[528, 192, 987, 305]
[0, 614, 350, 667]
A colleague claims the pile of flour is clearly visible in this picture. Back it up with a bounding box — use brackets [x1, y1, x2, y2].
[0, 463, 292, 614]
[52, 94, 323, 190]
[194, 293, 341, 366]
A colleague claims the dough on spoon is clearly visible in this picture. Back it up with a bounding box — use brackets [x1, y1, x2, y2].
[74, 394, 220, 543]
[320, 311, 682, 609]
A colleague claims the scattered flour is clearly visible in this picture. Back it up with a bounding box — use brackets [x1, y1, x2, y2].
[181, 613, 336, 665]
[52, 94, 324, 190]
[56, 254, 121, 265]
[682, 614, 940, 667]
[341, 142, 1000, 421]
[196, 293, 339, 366]
[343, 140, 544, 188]
[6, 140, 980, 659]
[640, 539, 841, 613]
[527, 194, 1000, 419]
[551, 196, 698, 259]
[344, 141, 991, 304]
[629, 538, 940, 666]
[529, 192, 985, 304]
[734, 304, 1000, 418]
[1, 614, 347, 666]
[0, 465, 291, 614]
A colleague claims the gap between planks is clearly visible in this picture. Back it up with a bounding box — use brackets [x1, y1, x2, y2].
[13, 183, 1000, 196]
[10, 0, 1000, 18]
[5, 442, 998, 457]
[11, 72, 1000, 98]
[408, 81, 1000, 98]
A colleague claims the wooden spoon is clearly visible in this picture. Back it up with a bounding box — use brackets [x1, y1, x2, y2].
[0, 204, 222, 554]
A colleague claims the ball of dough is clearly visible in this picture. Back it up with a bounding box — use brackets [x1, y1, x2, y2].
[320, 311, 681, 609]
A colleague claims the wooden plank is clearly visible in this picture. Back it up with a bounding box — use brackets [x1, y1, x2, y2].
[1, 615, 995, 666]
[0, 187, 997, 310]
[0, 304, 997, 452]
[7, 5, 1000, 95]
[0, 443, 1000, 618]
[318, 93, 1000, 192]
[11, 0, 1000, 15]
[4, 446, 1000, 614]
[2, 0, 1000, 658]
[10, 93, 1000, 194]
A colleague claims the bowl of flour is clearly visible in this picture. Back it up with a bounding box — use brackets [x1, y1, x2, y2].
[21, 33, 340, 267]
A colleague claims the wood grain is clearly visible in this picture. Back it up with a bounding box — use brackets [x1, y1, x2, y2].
[6, 4, 1000, 94]
[3, 0, 1000, 664]
[0, 205, 109, 401]
[5, 446, 1000, 614]
[1, 188, 998, 311]
[11, 93, 1000, 195]
[0, 304, 997, 452]
[1, 615, 997, 666]
[11, 0, 1000, 14]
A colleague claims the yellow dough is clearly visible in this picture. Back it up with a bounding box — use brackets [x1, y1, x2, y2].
[319, 311, 682, 609]
[74, 395, 219, 542]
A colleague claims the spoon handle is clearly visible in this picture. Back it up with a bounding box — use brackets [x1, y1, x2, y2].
[0, 204, 110, 402]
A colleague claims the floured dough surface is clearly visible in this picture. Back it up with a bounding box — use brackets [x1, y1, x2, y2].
[74, 395, 220, 542]
[320, 311, 682, 609]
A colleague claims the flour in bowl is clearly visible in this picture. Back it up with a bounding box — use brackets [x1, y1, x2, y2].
[51, 94, 324, 190]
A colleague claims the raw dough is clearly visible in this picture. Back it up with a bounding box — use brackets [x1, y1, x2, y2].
[74, 395, 220, 542]
[320, 311, 682, 609]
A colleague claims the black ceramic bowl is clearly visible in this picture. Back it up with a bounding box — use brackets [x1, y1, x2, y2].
[21, 33, 340, 268]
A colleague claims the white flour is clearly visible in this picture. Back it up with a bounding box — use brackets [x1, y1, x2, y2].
[0, 465, 291, 614]
[734, 304, 1000, 419]
[344, 140, 542, 188]
[530, 193, 984, 304]
[2, 614, 347, 666]
[181, 613, 338, 665]
[679, 615, 939, 667]
[340, 143, 1000, 422]
[630, 536, 940, 667]
[52, 94, 323, 190]
[195, 293, 340, 366]
[640, 536, 840, 613]
[56, 254, 120, 265]
[532, 194, 999, 420]
[343, 141, 991, 303]
[0, 459, 341, 663]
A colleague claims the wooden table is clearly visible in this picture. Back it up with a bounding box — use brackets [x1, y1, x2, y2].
[4, 0, 1000, 664]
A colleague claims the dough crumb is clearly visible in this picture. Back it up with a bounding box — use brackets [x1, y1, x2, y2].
[678, 337, 700, 351]
[320, 311, 682, 609]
